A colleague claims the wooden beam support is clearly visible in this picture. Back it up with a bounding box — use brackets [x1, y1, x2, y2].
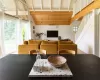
[50, 0, 52, 11]
[67, 0, 71, 10]
[41, 0, 43, 10]
[71, 0, 100, 23]
[30, 11, 73, 15]
[30, 9, 72, 11]
[59, 0, 62, 10]
[5, 11, 28, 15]
[32, 0, 35, 11]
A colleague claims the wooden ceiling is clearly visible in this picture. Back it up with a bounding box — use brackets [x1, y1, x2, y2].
[30, 11, 73, 25]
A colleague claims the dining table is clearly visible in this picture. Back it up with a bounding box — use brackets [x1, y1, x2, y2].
[0, 54, 100, 80]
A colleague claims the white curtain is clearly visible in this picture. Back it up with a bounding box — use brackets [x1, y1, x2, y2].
[20, 20, 31, 41]
[0, 11, 5, 56]
[17, 19, 31, 45]
[0, 12, 31, 55]
[3, 14, 19, 54]
[17, 19, 23, 45]
[25, 21, 31, 40]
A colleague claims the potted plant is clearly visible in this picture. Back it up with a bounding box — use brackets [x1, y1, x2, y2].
[35, 33, 44, 39]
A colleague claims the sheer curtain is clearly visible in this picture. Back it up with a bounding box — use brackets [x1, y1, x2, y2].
[17, 19, 23, 45]
[3, 14, 18, 54]
[17, 19, 31, 45]
[24, 21, 31, 40]
[0, 11, 5, 57]
[0, 13, 31, 55]
[20, 20, 31, 41]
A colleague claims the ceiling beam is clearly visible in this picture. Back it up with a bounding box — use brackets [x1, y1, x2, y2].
[5, 11, 28, 15]
[30, 9, 73, 11]
[68, 0, 71, 10]
[59, 0, 62, 10]
[17, 0, 28, 7]
[32, 0, 35, 11]
[71, 0, 100, 23]
[41, 0, 43, 10]
[14, 0, 18, 16]
[50, 0, 52, 11]
[30, 11, 73, 15]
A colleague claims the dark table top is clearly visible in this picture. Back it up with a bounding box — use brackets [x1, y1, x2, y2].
[0, 54, 100, 80]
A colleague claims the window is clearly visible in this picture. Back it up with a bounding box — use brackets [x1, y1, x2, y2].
[21, 20, 31, 41]
[4, 19, 17, 54]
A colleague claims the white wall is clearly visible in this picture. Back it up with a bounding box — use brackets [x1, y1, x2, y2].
[75, 12, 95, 54]
[34, 25, 75, 41]
[30, 16, 36, 39]
[94, 9, 100, 57]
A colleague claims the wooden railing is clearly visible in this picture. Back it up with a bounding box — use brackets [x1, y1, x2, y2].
[71, 0, 100, 23]
[73, 0, 94, 16]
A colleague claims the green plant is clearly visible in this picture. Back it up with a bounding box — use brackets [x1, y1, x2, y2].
[35, 33, 44, 39]
[22, 27, 25, 41]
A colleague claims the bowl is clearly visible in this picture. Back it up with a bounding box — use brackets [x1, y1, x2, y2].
[48, 55, 67, 67]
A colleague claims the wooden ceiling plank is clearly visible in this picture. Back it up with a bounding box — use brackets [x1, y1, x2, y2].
[34, 19, 71, 21]
[35, 21, 70, 25]
[30, 11, 72, 25]
[30, 11, 73, 15]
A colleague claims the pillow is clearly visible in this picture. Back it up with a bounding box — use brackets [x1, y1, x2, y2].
[28, 40, 41, 44]
[42, 41, 57, 44]
[24, 41, 28, 45]
[59, 41, 73, 44]
[60, 39, 71, 41]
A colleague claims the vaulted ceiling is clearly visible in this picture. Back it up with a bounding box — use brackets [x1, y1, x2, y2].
[1, 0, 97, 25]
[27, 0, 74, 25]
[25, 0, 74, 11]
[0, 0, 74, 25]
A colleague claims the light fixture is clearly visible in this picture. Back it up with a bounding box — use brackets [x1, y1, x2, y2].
[73, 26, 78, 33]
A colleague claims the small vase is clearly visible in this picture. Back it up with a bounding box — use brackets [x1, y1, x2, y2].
[36, 50, 41, 60]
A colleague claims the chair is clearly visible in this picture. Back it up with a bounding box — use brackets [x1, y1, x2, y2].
[59, 49, 75, 55]
[18, 44, 39, 54]
[29, 50, 37, 54]
[39, 49, 46, 55]
[24, 41, 28, 45]
[40, 41, 58, 54]
[58, 44, 77, 54]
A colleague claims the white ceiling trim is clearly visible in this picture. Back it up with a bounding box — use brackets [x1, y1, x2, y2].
[1, 0, 73, 12]
[68, 0, 71, 10]
[28, 0, 73, 11]
[40, 0, 43, 10]
[59, 0, 62, 10]
[30, 9, 73, 11]
[17, 0, 28, 8]
[5, 11, 28, 15]
[32, 0, 35, 11]
[50, 0, 52, 11]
